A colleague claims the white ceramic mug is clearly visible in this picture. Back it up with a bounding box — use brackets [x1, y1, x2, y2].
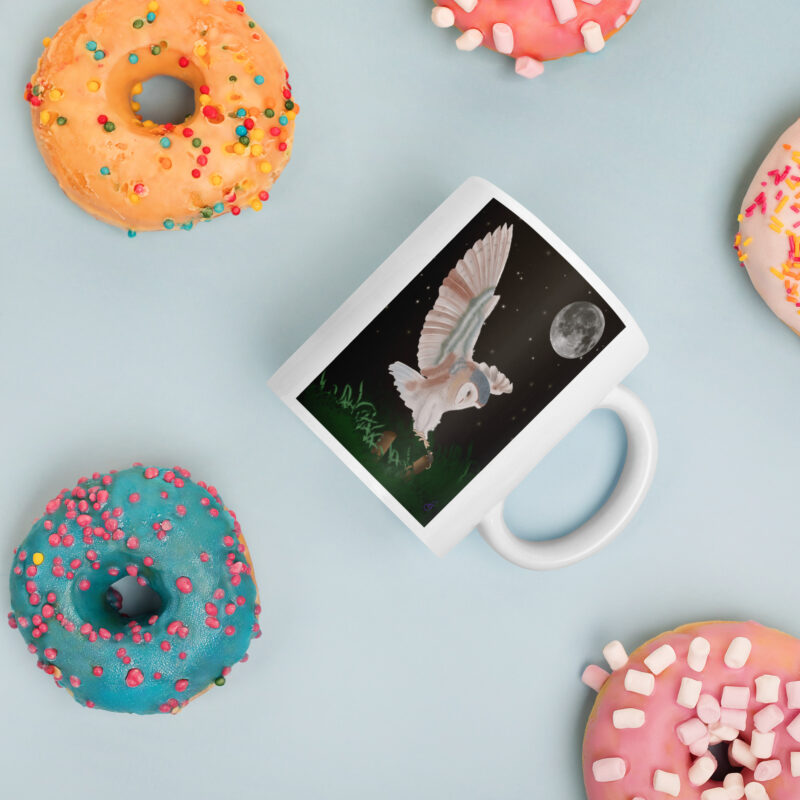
[269, 178, 657, 570]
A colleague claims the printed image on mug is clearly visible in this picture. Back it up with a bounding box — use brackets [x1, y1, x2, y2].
[297, 199, 626, 525]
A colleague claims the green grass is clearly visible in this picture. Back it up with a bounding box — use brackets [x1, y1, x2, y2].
[299, 374, 478, 524]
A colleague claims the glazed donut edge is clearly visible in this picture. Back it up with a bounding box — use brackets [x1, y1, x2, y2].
[431, 0, 643, 78]
[735, 118, 800, 337]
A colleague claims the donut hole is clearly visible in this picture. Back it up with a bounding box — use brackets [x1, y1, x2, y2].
[133, 76, 195, 125]
[106, 575, 163, 623]
[707, 741, 743, 783]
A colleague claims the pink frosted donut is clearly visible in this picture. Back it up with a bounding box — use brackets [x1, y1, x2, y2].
[430, 0, 643, 78]
[582, 621, 800, 800]
[735, 119, 800, 336]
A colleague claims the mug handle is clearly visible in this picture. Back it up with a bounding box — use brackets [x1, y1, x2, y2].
[476, 384, 657, 570]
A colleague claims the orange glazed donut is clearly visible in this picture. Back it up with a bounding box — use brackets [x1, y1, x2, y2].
[25, 0, 298, 234]
[581, 621, 800, 800]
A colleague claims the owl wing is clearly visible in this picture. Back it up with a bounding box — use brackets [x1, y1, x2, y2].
[417, 224, 513, 371]
[475, 362, 513, 395]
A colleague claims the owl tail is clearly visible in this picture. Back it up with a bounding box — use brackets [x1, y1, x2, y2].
[388, 362, 425, 413]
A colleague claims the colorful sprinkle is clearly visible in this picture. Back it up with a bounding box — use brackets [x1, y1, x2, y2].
[100, 167, 110, 175]
[159, 137, 171, 148]
[128, 53, 139, 64]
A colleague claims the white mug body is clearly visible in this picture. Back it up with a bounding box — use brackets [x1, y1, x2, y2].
[270, 178, 655, 566]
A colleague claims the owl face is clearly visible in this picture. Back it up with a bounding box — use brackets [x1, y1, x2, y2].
[446, 365, 491, 411]
[454, 381, 481, 409]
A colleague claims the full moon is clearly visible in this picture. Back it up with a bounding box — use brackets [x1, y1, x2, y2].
[549, 301, 606, 359]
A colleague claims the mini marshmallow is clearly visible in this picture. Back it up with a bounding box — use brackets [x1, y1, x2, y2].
[697, 693, 721, 724]
[688, 637, 711, 672]
[430, 7, 455, 27]
[720, 708, 748, 731]
[581, 665, 610, 692]
[689, 734, 710, 757]
[709, 723, 738, 742]
[750, 730, 775, 759]
[755, 675, 781, 704]
[580, 21, 605, 53]
[550, 0, 578, 24]
[603, 640, 629, 671]
[492, 23, 514, 55]
[786, 711, 800, 742]
[791, 751, 800, 778]
[744, 783, 769, 800]
[786, 680, 800, 709]
[514, 57, 545, 79]
[730, 739, 757, 771]
[701, 790, 731, 800]
[753, 759, 781, 782]
[677, 677, 702, 709]
[677, 718, 708, 746]
[754, 704, 785, 733]
[612, 708, 645, 729]
[724, 637, 752, 669]
[455, 29, 483, 50]
[724, 772, 745, 800]
[644, 644, 677, 676]
[624, 669, 655, 696]
[688, 754, 717, 786]
[592, 757, 626, 782]
[653, 770, 680, 797]
[453, 0, 478, 11]
[721, 686, 750, 710]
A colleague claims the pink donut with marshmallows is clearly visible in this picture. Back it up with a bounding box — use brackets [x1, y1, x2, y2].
[430, 0, 643, 78]
[582, 621, 800, 800]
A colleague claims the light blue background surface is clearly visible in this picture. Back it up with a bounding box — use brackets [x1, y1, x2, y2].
[1, 1, 798, 797]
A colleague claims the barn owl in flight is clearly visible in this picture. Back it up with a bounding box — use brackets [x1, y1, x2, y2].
[389, 224, 514, 444]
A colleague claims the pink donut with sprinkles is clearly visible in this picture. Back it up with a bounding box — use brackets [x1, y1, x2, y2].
[581, 621, 800, 800]
[735, 119, 800, 336]
[430, 0, 642, 78]
[8, 465, 261, 714]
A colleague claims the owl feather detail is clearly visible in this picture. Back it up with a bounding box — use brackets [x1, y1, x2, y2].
[389, 224, 514, 443]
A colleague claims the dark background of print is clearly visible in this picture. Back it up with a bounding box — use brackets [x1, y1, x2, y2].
[299, 198, 625, 522]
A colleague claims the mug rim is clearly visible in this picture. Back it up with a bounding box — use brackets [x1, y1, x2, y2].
[269, 177, 649, 556]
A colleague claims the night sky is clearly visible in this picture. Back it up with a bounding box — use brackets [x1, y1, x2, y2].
[299, 198, 624, 511]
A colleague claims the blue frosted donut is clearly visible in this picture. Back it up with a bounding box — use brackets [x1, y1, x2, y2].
[7, 465, 261, 714]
